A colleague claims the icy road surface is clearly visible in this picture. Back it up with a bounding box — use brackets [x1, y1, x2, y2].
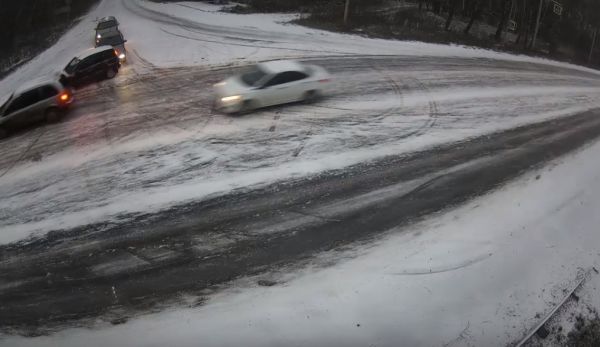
[3, 104, 600, 346]
[1, 0, 600, 244]
[1, 55, 600, 244]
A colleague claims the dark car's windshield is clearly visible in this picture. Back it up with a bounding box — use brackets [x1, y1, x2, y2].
[97, 21, 117, 30]
[64, 57, 80, 74]
[240, 67, 268, 86]
[98, 35, 124, 46]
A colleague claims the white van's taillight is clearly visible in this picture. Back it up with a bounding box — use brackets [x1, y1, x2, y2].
[58, 91, 72, 104]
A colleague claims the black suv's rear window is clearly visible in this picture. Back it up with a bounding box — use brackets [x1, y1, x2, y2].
[97, 21, 117, 30]
[102, 49, 116, 60]
[39, 85, 59, 99]
[98, 35, 124, 46]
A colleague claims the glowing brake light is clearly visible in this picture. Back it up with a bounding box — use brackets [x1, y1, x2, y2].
[59, 92, 71, 103]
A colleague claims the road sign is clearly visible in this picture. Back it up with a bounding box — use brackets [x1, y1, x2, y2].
[553, 1, 563, 16]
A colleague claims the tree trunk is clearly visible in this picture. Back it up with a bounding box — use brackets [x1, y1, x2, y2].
[343, 0, 350, 26]
[531, 0, 543, 49]
[445, 0, 458, 31]
[590, 28, 598, 64]
[464, 0, 481, 35]
[515, 0, 526, 44]
[495, 0, 512, 42]
[526, 1, 538, 49]
[433, 0, 442, 14]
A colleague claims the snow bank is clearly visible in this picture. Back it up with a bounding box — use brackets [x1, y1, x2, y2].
[135, 0, 600, 77]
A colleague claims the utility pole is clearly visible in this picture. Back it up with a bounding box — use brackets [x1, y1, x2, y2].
[531, 0, 543, 49]
[343, 0, 350, 26]
[590, 28, 598, 64]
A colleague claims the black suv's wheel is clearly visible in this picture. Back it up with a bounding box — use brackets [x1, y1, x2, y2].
[45, 108, 61, 123]
[106, 68, 117, 79]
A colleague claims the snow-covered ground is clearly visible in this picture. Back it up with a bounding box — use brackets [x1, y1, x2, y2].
[525, 271, 600, 346]
[3, 0, 600, 345]
[5, 121, 600, 347]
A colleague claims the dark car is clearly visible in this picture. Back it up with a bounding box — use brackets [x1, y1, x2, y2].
[95, 16, 120, 44]
[95, 31, 127, 62]
[61, 46, 120, 88]
[0, 79, 73, 138]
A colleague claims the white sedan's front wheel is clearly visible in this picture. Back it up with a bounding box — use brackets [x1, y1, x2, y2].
[238, 99, 256, 114]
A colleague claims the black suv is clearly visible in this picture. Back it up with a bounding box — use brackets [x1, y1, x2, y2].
[61, 46, 120, 88]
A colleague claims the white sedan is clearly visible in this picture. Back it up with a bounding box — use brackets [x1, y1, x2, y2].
[214, 60, 331, 113]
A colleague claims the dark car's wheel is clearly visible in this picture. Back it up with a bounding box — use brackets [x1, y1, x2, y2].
[106, 68, 117, 79]
[0, 127, 7, 139]
[45, 108, 61, 123]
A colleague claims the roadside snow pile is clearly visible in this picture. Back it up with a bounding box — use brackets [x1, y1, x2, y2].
[134, 0, 600, 76]
[4, 135, 600, 347]
[519, 272, 600, 346]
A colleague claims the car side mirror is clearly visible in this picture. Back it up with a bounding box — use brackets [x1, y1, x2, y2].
[124, 40, 128, 43]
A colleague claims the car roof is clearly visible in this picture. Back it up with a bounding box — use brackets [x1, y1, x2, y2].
[76, 46, 114, 60]
[258, 60, 304, 74]
[99, 16, 117, 23]
[14, 77, 61, 96]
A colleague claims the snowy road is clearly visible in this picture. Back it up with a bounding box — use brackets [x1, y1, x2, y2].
[3, 105, 600, 334]
[1, 55, 600, 243]
[3, 0, 600, 345]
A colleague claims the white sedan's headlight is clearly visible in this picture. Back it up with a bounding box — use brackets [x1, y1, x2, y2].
[221, 95, 242, 103]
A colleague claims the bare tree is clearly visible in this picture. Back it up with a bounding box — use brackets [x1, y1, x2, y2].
[495, 0, 513, 41]
[464, 0, 483, 35]
[445, 0, 459, 31]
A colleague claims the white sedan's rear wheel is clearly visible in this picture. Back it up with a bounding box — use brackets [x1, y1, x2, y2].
[304, 90, 318, 103]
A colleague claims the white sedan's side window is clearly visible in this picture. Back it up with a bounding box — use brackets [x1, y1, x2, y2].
[264, 71, 308, 87]
[264, 73, 287, 87]
[285, 71, 308, 83]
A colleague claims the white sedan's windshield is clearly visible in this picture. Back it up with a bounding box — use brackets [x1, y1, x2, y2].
[240, 67, 267, 86]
